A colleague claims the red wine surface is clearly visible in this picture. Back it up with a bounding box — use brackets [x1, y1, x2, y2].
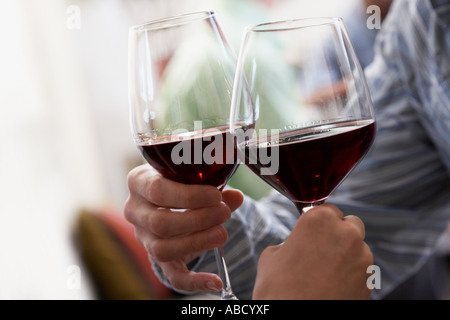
[139, 130, 238, 189]
[243, 120, 375, 203]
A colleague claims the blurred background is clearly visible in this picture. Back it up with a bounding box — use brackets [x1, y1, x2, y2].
[0, 0, 361, 299]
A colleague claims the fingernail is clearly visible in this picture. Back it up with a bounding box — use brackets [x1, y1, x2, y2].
[206, 281, 221, 292]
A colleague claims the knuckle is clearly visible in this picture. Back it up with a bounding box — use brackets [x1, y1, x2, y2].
[145, 211, 169, 237]
[123, 197, 136, 223]
[345, 221, 364, 241]
[126, 166, 143, 191]
[146, 175, 165, 205]
[316, 204, 338, 218]
[149, 240, 169, 262]
[340, 229, 370, 258]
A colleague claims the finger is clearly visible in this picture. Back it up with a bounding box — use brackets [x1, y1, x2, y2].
[221, 189, 244, 212]
[127, 165, 222, 209]
[343, 215, 366, 240]
[160, 259, 223, 292]
[138, 225, 228, 262]
[322, 203, 345, 219]
[130, 202, 231, 238]
[290, 203, 345, 245]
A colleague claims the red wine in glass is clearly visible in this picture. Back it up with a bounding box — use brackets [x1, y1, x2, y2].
[139, 130, 239, 190]
[243, 120, 376, 211]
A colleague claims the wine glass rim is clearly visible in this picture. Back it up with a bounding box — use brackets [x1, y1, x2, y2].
[247, 17, 344, 32]
[129, 11, 216, 32]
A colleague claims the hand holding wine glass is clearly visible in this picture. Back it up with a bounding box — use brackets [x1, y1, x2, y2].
[231, 17, 376, 214]
[128, 11, 239, 300]
[253, 204, 373, 300]
[124, 164, 244, 294]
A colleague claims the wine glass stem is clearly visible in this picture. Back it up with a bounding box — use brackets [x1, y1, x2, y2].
[214, 247, 237, 300]
[296, 200, 325, 215]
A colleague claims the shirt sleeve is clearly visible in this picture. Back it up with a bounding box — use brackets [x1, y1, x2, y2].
[375, 0, 450, 173]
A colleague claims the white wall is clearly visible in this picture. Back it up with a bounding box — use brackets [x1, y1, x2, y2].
[0, 0, 358, 299]
[0, 0, 105, 299]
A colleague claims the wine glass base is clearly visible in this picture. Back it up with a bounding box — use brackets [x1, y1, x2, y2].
[221, 291, 238, 300]
[294, 200, 325, 215]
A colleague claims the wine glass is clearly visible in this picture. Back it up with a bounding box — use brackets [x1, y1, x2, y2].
[230, 17, 376, 214]
[128, 11, 239, 300]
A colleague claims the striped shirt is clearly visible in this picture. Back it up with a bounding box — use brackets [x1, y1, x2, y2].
[153, 0, 450, 299]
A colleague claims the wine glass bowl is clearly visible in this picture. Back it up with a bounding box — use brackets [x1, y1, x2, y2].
[231, 17, 376, 213]
[138, 128, 237, 190]
[128, 11, 238, 299]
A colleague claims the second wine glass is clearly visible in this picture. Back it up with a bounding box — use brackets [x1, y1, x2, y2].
[231, 17, 376, 214]
[128, 11, 239, 300]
